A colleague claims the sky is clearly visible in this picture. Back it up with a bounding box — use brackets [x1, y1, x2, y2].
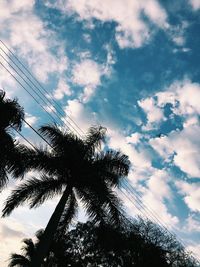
[0, 0, 200, 265]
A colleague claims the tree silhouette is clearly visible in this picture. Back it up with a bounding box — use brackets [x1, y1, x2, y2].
[2, 124, 130, 267]
[10, 218, 199, 267]
[8, 229, 56, 267]
[0, 90, 25, 189]
[52, 219, 199, 267]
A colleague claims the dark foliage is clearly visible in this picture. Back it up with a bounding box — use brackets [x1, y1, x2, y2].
[9, 218, 199, 267]
[53, 218, 199, 267]
[0, 90, 25, 189]
[2, 124, 130, 266]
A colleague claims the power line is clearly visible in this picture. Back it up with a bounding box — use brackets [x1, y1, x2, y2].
[0, 52, 74, 131]
[12, 128, 36, 150]
[1, 41, 199, 263]
[0, 48, 83, 136]
[0, 39, 85, 136]
[22, 118, 53, 149]
[0, 60, 58, 124]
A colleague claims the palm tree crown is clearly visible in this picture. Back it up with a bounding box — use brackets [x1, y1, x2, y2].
[2, 124, 130, 267]
[0, 90, 25, 188]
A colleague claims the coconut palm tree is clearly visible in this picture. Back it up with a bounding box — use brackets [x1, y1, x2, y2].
[0, 90, 25, 188]
[8, 229, 55, 267]
[8, 234, 39, 267]
[2, 124, 130, 267]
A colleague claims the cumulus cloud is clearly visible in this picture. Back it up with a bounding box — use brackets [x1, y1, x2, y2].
[118, 168, 178, 227]
[138, 80, 200, 178]
[25, 113, 38, 127]
[187, 244, 200, 261]
[176, 181, 200, 212]
[138, 97, 164, 130]
[0, 0, 68, 84]
[72, 48, 115, 103]
[107, 129, 152, 170]
[63, 99, 98, 133]
[53, 78, 72, 100]
[138, 80, 200, 130]
[150, 125, 200, 177]
[72, 59, 101, 87]
[189, 0, 200, 10]
[156, 80, 200, 116]
[185, 215, 200, 232]
[48, 0, 168, 49]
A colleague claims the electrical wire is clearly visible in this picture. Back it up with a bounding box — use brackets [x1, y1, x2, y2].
[0, 39, 85, 136]
[1, 40, 199, 263]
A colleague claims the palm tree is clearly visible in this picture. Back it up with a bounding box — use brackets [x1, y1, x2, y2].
[0, 90, 25, 188]
[2, 124, 130, 267]
[8, 235, 38, 267]
[8, 230, 54, 267]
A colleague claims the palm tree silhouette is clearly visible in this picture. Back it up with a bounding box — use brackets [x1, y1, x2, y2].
[0, 90, 25, 188]
[2, 124, 130, 267]
[8, 229, 54, 267]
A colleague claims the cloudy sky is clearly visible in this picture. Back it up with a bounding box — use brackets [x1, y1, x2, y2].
[0, 0, 200, 265]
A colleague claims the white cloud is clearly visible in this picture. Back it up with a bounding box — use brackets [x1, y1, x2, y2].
[189, 0, 200, 10]
[51, 0, 168, 49]
[185, 215, 200, 232]
[150, 125, 200, 177]
[63, 99, 98, 133]
[156, 80, 200, 116]
[72, 59, 102, 87]
[118, 168, 178, 228]
[138, 97, 164, 130]
[44, 105, 56, 113]
[187, 244, 200, 260]
[138, 80, 200, 178]
[72, 51, 115, 103]
[0, 0, 68, 83]
[25, 113, 38, 127]
[53, 78, 72, 100]
[176, 181, 200, 212]
[140, 169, 178, 227]
[126, 132, 141, 145]
[107, 129, 152, 170]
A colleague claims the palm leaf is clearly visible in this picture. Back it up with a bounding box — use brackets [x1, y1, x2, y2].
[8, 253, 30, 267]
[21, 238, 35, 259]
[57, 190, 78, 233]
[23, 146, 64, 176]
[0, 91, 24, 131]
[76, 187, 107, 224]
[93, 150, 130, 186]
[82, 180, 125, 227]
[84, 126, 106, 156]
[2, 176, 63, 216]
[39, 125, 84, 153]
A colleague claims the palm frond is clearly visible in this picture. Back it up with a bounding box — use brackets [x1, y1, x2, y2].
[26, 175, 64, 208]
[8, 253, 30, 267]
[22, 146, 64, 176]
[82, 180, 125, 228]
[6, 144, 30, 178]
[2, 176, 63, 216]
[57, 190, 78, 233]
[0, 91, 24, 131]
[85, 126, 106, 156]
[76, 187, 107, 224]
[0, 167, 8, 189]
[93, 150, 130, 186]
[21, 238, 35, 259]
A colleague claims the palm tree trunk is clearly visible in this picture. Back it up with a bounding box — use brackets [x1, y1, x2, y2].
[30, 186, 71, 267]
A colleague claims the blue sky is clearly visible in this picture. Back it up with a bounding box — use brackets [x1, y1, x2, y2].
[0, 0, 200, 265]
